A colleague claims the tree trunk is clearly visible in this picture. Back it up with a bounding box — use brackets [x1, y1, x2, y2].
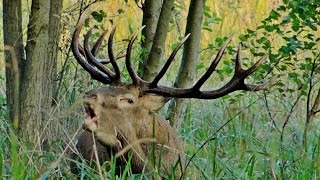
[21, 0, 51, 147]
[138, 0, 162, 77]
[303, 83, 320, 149]
[46, 0, 63, 141]
[140, 0, 175, 81]
[168, 0, 205, 129]
[3, 0, 25, 131]
[49, 0, 63, 106]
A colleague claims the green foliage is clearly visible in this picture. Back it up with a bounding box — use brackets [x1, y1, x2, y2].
[91, 10, 107, 22]
[0, 96, 6, 119]
[203, 5, 222, 32]
[11, 134, 22, 179]
[239, 0, 320, 92]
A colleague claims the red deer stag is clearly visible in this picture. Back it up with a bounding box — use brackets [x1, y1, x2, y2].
[70, 15, 275, 178]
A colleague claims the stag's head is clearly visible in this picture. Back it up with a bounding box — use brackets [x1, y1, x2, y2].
[71, 15, 275, 132]
[82, 85, 169, 131]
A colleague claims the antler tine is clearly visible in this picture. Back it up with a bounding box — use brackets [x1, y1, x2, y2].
[78, 44, 86, 57]
[78, 29, 108, 67]
[126, 25, 147, 86]
[92, 29, 109, 56]
[192, 36, 233, 90]
[84, 27, 116, 80]
[208, 50, 271, 95]
[232, 51, 274, 91]
[71, 15, 112, 84]
[235, 43, 242, 72]
[233, 43, 268, 78]
[244, 75, 278, 91]
[100, 54, 126, 64]
[79, 32, 124, 65]
[242, 54, 268, 77]
[108, 26, 121, 81]
[150, 34, 191, 88]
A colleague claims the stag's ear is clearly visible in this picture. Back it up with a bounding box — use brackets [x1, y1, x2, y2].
[141, 94, 171, 111]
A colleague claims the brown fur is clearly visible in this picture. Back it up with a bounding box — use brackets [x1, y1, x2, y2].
[70, 130, 142, 175]
[72, 85, 185, 177]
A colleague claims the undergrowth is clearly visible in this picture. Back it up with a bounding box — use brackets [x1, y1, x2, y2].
[1, 89, 320, 179]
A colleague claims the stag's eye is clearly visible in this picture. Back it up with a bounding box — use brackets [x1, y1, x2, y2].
[120, 98, 134, 104]
[128, 99, 134, 104]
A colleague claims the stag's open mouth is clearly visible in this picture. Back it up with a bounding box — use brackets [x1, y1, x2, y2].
[84, 104, 98, 127]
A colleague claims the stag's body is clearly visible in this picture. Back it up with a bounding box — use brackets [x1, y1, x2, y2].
[70, 130, 119, 175]
[82, 85, 184, 175]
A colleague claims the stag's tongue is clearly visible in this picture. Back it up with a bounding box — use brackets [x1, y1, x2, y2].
[85, 114, 97, 126]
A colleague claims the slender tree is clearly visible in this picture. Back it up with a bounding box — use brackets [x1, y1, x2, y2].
[3, 0, 25, 130]
[21, 0, 51, 145]
[168, 0, 206, 128]
[45, 0, 63, 142]
[49, 0, 63, 107]
[138, 0, 162, 77]
[139, 0, 175, 81]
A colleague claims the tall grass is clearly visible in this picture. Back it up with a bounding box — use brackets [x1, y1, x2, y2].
[1, 90, 320, 178]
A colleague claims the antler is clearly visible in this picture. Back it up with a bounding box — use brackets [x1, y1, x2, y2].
[72, 16, 275, 99]
[141, 42, 276, 99]
[71, 15, 121, 84]
[125, 32, 275, 99]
